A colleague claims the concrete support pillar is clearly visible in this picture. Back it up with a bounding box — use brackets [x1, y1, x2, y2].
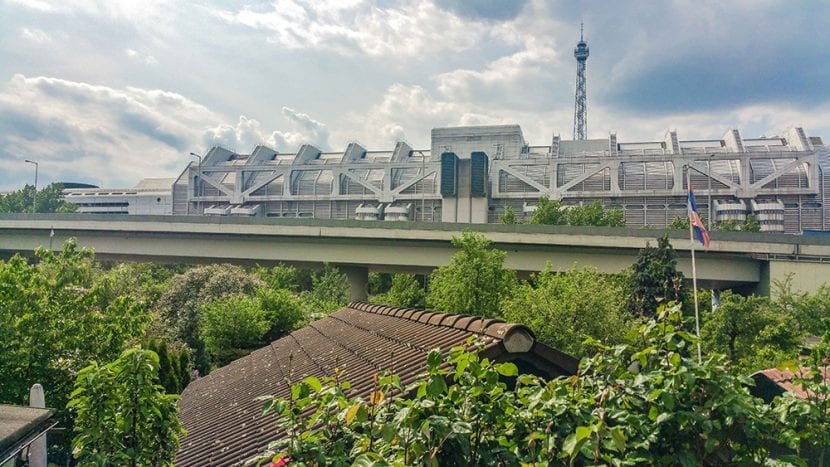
[341, 265, 368, 302]
[29, 383, 47, 467]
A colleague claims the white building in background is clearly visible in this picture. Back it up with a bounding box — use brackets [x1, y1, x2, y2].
[64, 124, 830, 235]
[63, 178, 174, 215]
[171, 124, 830, 234]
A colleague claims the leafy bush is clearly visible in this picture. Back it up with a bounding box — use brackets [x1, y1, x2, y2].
[627, 234, 684, 318]
[201, 294, 270, 366]
[154, 264, 262, 373]
[502, 265, 632, 355]
[68, 347, 183, 466]
[427, 231, 516, 318]
[258, 288, 307, 341]
[0, 240, 146, 432]
[254, 303, 803, 465]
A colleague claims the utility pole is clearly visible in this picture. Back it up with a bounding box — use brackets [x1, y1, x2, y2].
[24, 159, 38, 213]
[189, 152, 202, 215]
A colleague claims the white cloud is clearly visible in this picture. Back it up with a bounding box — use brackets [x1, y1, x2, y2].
[125, 48, 158, 65]
[0, 75, 332, 190]
[20, 27, 52, 43]
[214, 0, 492, 58]
[202, 107, 331, 153]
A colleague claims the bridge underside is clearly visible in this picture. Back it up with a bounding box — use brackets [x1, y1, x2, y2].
[0, 216, 786, 300]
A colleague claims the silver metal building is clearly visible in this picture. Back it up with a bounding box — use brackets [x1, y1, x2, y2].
[172, 124, 830, 234]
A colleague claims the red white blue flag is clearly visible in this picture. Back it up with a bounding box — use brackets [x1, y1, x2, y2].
[688, 187, 710, 249]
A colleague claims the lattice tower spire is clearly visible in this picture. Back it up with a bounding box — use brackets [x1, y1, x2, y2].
[573, 23, 589, 140]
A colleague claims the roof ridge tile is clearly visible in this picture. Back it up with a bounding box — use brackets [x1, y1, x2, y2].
[344, 301, 531, 344]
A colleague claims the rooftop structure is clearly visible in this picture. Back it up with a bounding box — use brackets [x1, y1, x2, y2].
[171, 124, 830, 234]
[176, 301, 577, 465]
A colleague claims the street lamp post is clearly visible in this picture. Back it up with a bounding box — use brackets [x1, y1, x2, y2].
[189, 152, 202, 215]
[708, 154, 714, 231]
[24, 159, 38, 213]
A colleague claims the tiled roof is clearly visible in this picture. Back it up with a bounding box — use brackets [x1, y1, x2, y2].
[176, 301, 577, 466]
[752, 367, 830, 401]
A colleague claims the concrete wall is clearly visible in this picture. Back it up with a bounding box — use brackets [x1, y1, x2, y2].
[761, 260, 830, 298]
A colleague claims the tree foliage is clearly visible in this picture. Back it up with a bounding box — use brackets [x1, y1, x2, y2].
[427, 231, 516, 318]
[201, 294, 271, 366]
[529, 197, 624, 227]
[502, 265, 632, 355]
[303, 264, 351, 315]
[0, 183, 78, 213]
[701, 290, 800, 373]
[716, 214, 762, 232]
[259, 287, 307, 341]
[499, 205, 517, 224]
[254, 303, 827, 465]
[668, 216, 690, 230]
[372, 273, 426, 308]
[253, 263, 310, 293]
[68, 347, 183, 466]
[627, 234, 684, 318]
[153, 264, 262, 374]
[0, 240, 146, 427]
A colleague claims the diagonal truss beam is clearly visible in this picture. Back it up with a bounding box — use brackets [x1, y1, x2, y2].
[749, 158, 808, 190]
[392, 169, 436, 195]
[555, 161, 612, 193]
[497, 164, 549, 193]
[336, 169, 383, 196]
[686, 162, 740, 191]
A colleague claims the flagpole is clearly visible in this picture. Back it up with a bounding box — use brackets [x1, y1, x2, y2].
[687, 168, 703, 364]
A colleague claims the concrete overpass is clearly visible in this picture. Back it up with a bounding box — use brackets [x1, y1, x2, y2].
[2, 214, 830, 300]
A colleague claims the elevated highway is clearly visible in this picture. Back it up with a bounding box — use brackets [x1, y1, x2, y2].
[2, 214, 830, 300]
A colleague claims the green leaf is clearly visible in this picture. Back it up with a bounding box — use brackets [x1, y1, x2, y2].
[451, 421, 472, 434]
[575, 425, 592, 442]
[427, 349, 442, 372]
[496, 362, 518, 377]
[303, 375, 322, 392]
[351, 453, 390, 467]
[610, 427, 626, 452]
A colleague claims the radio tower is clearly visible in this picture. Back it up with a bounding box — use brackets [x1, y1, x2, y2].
[573, 23, 589, 140]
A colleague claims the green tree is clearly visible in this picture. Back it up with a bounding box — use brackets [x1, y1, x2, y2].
[502, 265, 632, 355]
[701, 291, 799, 372]
[258, 287, 307, 341]
[368, 272, 393, 295]
[374, 273, 426, 308]
[772, 275, 830, 337]
[154, 264, 262, 374]
[743, 214, 761, 232]
[303, 264, 350, 315]
[253, 263, 304, 292]
[68, 347, 183, 466]
[142, 338, 191, 394]
[427, 231, 516, 318]
[201, 294, 270, 366]
[499, 205, 518, 224]
[668, 216, 690, 230]
[0, 183, 78, 213]
[565, 200, 625, 227]
[98, 262, 180, 312]
[0, 240, 146, 433]
[528, 196, 566, 225]
[626, 234, 684, 317]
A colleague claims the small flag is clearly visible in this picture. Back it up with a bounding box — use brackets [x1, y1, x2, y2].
[50, 228, 54, 238]
[711, 291, 720, 310]
[688, 187, 710, 249]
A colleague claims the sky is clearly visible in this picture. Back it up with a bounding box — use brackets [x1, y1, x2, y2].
[1, 0, 829, 190]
